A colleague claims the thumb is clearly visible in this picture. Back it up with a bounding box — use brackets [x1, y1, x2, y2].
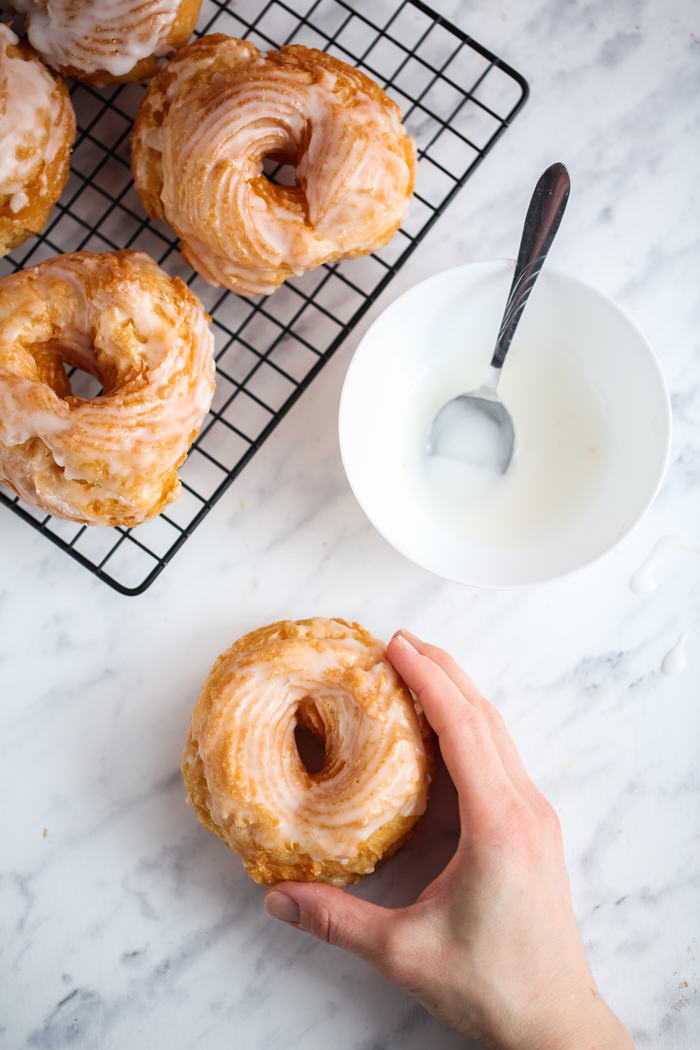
[264, 881, 397, 969]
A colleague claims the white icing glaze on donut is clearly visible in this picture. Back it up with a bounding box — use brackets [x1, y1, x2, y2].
[0, 24, 65, 194]
[13, 0, 183, 77]
[0, 250, 215, 524]
[9, 190, 30, 212]
[188, 619, 431, 865]
[133, 37, 416, 295]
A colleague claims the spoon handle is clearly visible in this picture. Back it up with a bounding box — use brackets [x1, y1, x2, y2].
[491, 162, 571, 371]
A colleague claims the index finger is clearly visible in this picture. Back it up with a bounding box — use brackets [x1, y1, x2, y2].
[394, 632, 541, 807]
[387, 632, 513, 817]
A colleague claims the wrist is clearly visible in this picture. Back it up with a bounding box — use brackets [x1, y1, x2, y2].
[520, 996, 634, 1050]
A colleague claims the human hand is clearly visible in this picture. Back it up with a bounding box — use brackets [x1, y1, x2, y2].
[264, 631, 634, 1050]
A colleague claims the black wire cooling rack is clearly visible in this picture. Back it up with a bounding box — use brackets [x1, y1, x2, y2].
[0, 0, 528, 594]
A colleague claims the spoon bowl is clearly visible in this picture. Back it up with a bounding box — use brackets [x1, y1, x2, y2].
[426, 365, 515, 474]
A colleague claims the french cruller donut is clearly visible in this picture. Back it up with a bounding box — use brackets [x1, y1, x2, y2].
[9, 0, 202, 85]
[183, 618, 435, 887]
[0, 250, 215, 526]
[131, 34, 417, 296]
[0, 23, 75, 257]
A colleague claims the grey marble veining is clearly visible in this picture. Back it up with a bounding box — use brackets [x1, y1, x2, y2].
[2, 1, 700, 1048]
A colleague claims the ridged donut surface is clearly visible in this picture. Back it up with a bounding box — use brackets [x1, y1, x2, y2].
[0, 24, 75, 256]
[10, 0, 202, 84]
[183, 618, 434, 886]
[132, 35, 417, 296]
[0, 250, 215, 526]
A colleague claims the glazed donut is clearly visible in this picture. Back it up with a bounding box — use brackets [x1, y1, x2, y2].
[182, 618, 434, 887]
[131, 35, 417, 296]
[0, 250, 215, 526]
[0, 24, 75, 257]
[9, 0, 202, 85]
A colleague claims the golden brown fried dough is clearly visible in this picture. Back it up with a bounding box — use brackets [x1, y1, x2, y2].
[0, 24, 75, 257]
[0, 250, 215, 526]
[11, 0, 202, 85]
[183, 618, 434, 887]
[132, 35, 417, 296]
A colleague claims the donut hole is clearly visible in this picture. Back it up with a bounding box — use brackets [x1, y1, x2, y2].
[294, 721, 326, 776]
[262, 155, 298, 188]
[63, 363, 103, 399]
[27, 342, 105, 399]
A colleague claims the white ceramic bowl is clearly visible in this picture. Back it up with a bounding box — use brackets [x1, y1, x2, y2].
[338, 260, 671, 587]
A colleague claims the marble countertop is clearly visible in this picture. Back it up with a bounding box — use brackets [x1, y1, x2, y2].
[2, 1, 699, 1047]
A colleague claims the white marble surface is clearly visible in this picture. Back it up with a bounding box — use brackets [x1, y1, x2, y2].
[2, 1, 700, 1047]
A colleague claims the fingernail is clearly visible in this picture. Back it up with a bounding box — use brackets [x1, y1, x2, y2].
[395, 630, 419, 651]
[265, 891, 300, 925]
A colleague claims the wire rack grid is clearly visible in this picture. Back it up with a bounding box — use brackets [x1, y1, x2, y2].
[0, 0, 528, 594]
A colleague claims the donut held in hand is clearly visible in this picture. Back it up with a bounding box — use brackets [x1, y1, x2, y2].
[0, 250, 215, 526]
[10, 0, 202, 85]
[0, 24, 75, 257]
[131, 35, 417, 296]
[183, 618, 434, 886]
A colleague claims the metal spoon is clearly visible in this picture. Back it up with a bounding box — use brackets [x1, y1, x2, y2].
[426, 162, 571, 475]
